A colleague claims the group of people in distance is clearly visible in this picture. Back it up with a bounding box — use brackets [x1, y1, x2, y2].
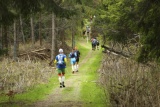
[52, 47, 80, 88]
[91, 37, 99, 50]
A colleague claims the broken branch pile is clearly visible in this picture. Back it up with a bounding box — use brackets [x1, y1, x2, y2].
[18, 48, 50, 60]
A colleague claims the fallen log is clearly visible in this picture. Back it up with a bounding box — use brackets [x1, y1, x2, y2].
[101, 45, 154, 67]
[101, 45, 130, 58]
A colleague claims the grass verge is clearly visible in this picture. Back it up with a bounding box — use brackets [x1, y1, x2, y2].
[80, 49, 108, 107]
[0, 74, 58, 106]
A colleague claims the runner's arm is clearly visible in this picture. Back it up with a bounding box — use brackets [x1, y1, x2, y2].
[78, 51, 80, 57]
[54, 56, 58, 64]
[64, 58, 67, 63]
[54, 60, 57, 64]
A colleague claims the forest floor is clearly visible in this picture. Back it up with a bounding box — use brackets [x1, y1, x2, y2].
[29, 42, 106, 107]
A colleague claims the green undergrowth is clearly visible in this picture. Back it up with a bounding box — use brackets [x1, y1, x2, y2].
[80, 50, 109, 107]
[0, 74, 59, 106]
[15, 76, 58, 101]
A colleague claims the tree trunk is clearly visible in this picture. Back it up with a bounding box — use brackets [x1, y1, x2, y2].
[71, 27, 75, 49]
[51, 13, 56, 61]
[17, 20, 20, 55]
[3, 25, 8, 55]
[30, 15, 35, 45]
[60, 30, 65, 46]
[39, 12, 42, 46]
[20, 15, 25, 43]
[0, 25, 2, 49]
[8, 26, 12, 54]
[13, 20, 17, 61]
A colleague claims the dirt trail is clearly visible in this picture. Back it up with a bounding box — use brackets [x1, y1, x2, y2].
[31, 45, 93, 107]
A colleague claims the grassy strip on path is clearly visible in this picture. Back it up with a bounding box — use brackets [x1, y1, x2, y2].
[79, 45, 108, 107]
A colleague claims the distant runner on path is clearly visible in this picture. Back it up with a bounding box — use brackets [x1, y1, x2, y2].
[91, 37, 97, 50]
[95, 38, 100, 50]
[91, 37, 99, 50]
[54, 49, 67, 88]
[74, 47, 80, 72]
[69, 48, 76, 74]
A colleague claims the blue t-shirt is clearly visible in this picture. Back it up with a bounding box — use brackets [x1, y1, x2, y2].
[74, 50, 80, 58]
[69, 52, 76, 64]
[69, 52, 76, 58]
[55, 54, 66, 68]
[92, 39, 97, 45]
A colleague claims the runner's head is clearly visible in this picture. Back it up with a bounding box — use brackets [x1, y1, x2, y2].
[59, 48, 63, 53]
[74, 47, 78, 50]
[72, 48, 75, 52]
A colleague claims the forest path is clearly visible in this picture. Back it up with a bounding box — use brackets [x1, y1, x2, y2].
[30, 42, 98, 107]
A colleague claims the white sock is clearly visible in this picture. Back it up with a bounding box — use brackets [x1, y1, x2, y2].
[58, 76, 62, 83]
[74, 65, 77, 71]
[77, 64, 79, 70]
[62, 76, 65, 82]
[72, 65, 75, 71]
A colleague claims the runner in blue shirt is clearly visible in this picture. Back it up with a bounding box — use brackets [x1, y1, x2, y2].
[54, 49, 67, 88]
[69, 48, 76, 74]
